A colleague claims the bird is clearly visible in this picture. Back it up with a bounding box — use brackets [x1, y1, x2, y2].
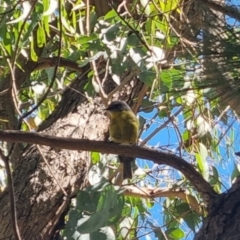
[105, 101, 139, 179]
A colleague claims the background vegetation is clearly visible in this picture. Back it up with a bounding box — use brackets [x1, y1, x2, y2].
[0, 0, 240, 239]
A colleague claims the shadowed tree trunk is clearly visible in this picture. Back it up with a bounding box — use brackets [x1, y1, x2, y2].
[195, 178, 240, 240]
[0, 64, 143, 238]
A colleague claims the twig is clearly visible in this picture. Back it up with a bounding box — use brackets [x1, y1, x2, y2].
[132, 84, 148, 114]
[124, 186, 203, 215]
[140, 106, 184, 146]
[199, 0, 240, 21]
[35, 57, 84, 72]
[0, 149, 21, 239]
[107, 67, 141, 100]
[91, 59, 108, 102]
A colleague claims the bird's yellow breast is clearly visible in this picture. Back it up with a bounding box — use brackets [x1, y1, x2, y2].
[109, 110, 139, 144]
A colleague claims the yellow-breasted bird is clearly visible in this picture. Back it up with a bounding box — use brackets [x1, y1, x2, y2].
[105, 101, 139, 179]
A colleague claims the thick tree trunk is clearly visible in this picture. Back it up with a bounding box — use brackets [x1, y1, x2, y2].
[0, 65, 142, 239]
[195, 178, 240, 240]
[0, 73, 104, 239]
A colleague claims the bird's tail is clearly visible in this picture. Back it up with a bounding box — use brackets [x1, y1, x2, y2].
[119, 155, 134, 179]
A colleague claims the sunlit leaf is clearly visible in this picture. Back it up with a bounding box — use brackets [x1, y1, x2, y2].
[7, 1, 31, 24]
[43, 0, 58, 16]
[196, 143, 209, 181]
[91, 152, 100, 164]
[37, 25, 46, 47]
[30, 35, 38, 61]
[231, 163, 240, 182]
[104, 9, 118, 20]
[166, 228, 185, 239]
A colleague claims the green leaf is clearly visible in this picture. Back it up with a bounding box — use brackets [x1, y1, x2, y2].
[160, 68, 184, 90]
[63, 209, 82, 239]
[167, 36, 179, 48]
[77, 187, 124, 233]
[145, 18, 153, 35]
[110, 57, 128, 74]
[127, 33, 141, 46]
[175, 202, 189, 215]
[77, 212, 106, 233]
[78, 34, 98, 44]
[72, 227, 115, 240]
[166, 228, 185, 239]
[209, 166, 221, 193]
[30, 34, 38, 61]
[159, 0, 180, 12]
[195, 143, 209, 181]
[104, 9, 118, 20]
[183, 212, 199, 232]
[104, 23, 120, 42]
[158, 107, 168, 118]
[182, 130, 189, 142]
[22, 13, 42, 45]
[76, 189, 99, 213]
[42, 0, 50, 36]
[83, 81, 95, 96]
[2, 30, 13, 55]
[96, 185, 124, 223]
[231, 163, 240, 182]
[91, 152, 101, 164]
[63, 221, 115, 240]
[43, 16, 50, 37]
[141, 99, 154, 113]
[66, 181, 124, 235]
[139, 70, 156, 86]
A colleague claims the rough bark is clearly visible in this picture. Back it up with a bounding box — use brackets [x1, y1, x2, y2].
[0, 74, 96, 238]
[194, 177, 240, 240]
[0, 62, 143, 239]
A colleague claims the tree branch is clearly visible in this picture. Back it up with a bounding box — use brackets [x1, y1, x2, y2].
[124, 186, 203, 215]
[0, 130, 218, 206]
[199, 0, 240, 21]
[34, 57, 84, 72]
[0, 149, 21, 239]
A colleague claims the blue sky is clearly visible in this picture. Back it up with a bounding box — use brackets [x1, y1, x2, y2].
[135, 103, 240, 239]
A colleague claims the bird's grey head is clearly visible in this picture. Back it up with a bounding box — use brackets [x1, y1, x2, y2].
[105, 101, 131, 112]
